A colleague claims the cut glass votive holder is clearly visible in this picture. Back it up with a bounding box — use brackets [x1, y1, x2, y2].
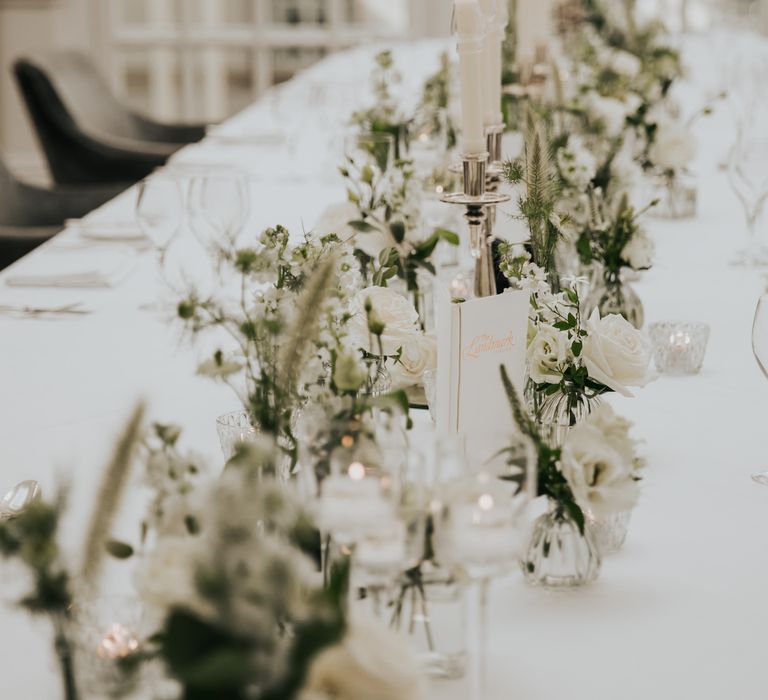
[648, 321, 710, 375]
[216, 410, 258, 460]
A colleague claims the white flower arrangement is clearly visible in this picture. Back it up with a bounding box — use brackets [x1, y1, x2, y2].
[559, 404, 642, 517]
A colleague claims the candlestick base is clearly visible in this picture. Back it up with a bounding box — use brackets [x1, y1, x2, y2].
[440, 151, 509, 298]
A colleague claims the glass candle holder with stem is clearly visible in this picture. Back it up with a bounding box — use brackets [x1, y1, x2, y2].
[434, 432, 535, 700]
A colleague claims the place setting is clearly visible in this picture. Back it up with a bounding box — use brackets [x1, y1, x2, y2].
[1, 1, 767, 699]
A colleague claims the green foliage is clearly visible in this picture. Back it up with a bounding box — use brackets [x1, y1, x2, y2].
[504, 114, 565, 274]
[500, 366, 586, 534]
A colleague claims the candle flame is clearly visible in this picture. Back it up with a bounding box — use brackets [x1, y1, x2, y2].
[348, 462, 366, 481]
[478, 493, 494, 511]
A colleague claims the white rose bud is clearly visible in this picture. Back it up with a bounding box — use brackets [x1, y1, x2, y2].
[582, 310, 652, 397]
[527, 325, 570, 385]
[389, 333, 437, 388]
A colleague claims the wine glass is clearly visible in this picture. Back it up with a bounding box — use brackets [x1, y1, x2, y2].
[728, 101, 768, 266]
[187, 171, 250, 250]
[751, 292, 768, 484]
[135, 175, 183, 264]
[433, 432, 535, 700]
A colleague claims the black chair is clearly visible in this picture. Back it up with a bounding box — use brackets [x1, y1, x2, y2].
[0, 157, 127, 270]
[13, 51, 207, 186]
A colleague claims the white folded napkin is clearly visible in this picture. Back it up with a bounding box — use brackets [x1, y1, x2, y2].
[5, 248, 136, 288]
[65, 219, 147, 244]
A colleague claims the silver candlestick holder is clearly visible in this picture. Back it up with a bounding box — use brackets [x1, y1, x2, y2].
[442, 127, 510, 298]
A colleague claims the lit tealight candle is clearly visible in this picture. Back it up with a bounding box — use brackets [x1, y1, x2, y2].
[97, 623, 140, 660]
[318, 463, 394, 541]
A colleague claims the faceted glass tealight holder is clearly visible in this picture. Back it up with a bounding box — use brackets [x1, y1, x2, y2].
[648, 321, 710, 375]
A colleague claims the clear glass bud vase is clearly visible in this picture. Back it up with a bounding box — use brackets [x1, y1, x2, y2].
[522, 503, 601, 589]
[585, 271, 644, 329]
[389, 562, 467, 680]
[525, 379, 599, 448]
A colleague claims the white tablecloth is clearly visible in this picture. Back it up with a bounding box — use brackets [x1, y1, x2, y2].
[1, 34, 768, 700]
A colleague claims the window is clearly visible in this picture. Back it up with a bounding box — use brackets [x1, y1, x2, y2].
[106, 0, 409, 122]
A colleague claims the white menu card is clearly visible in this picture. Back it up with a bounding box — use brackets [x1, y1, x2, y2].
[435, 283, 529, 436]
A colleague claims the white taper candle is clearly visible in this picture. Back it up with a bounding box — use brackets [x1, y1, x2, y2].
[454, 0, 488, 156]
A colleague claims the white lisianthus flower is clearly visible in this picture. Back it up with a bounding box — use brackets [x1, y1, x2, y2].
[300, 618, 427, 700]
[560, 421, 640, 516]
[621, 231, 654, 270]
[587, 403, 639, 467]
[557, 136, 598, 188]
[648, 120, 697, 171]
[609, 49, 642, 79]
[527, 325, 570, 385]
[347, 287, 421, 356]
[585, 92, 628, 137]
[582, 310, 652, 397]
[389, 333, 437, 388]
[623, 92, 643, 117]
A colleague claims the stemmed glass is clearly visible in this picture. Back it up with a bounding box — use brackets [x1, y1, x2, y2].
[187, 171, 250, 251]
[433, 432, 535, 700]
[728, 99, 768, 266]
[135, 175, 184, 266]
[135, 175, 185, 305]
[751, 292, 768, 484]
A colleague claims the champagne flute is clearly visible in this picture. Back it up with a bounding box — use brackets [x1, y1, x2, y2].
[751, 292, 768, 484]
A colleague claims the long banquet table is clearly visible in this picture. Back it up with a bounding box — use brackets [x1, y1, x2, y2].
[2, 33, 768, 700]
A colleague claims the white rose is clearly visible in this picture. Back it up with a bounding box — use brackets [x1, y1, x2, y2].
[610, 50, 642, 79]
[586, 92, 627, 137]
[620, 232, 654, 270]
[527, 325, 570, 385]
[648, 121, 696, 171]
[300, 618, 427, 700]
[389, 333, 437, 388]
[347, 287, 420, 356]
[582, 310, 652, 397]
[560, 421, 640, 516]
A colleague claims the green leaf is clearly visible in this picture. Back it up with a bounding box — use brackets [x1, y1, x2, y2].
[105, 539, 134, 560]
[572, 340, 583, 357]
[389, 220, 406, 244]
[348, 219, 375, 232]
